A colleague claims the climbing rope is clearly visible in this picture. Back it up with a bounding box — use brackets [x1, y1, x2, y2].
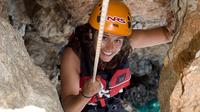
[92, 0, 110, 82]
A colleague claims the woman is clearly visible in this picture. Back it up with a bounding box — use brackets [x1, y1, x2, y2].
[60, 0, 173, 112]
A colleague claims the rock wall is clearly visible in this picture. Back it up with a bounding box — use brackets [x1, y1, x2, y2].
[158, 0, 200, 111]
[171, 57, 200, 112]
[0, 0, 8, 19]
[0, 18, 63, 112]
[58, 0, 169, 28]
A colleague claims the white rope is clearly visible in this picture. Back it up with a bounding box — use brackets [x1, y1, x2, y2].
[92, 0, 110, 82]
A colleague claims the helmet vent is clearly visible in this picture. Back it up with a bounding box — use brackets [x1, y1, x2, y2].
[128, 16, 130, 21]
[128, 22, 131, 28]
[97, 16, 100, 23]
[113, 24, 119, 27]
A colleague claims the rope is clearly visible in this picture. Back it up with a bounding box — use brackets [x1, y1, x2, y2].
[92, 0, 110, 82]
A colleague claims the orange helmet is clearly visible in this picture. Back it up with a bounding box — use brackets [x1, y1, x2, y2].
[89, 0, 132, 36]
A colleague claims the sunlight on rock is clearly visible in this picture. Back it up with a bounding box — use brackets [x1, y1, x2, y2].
[0, 106, 45, 112]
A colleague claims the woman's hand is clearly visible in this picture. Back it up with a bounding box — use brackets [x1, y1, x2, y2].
[81, 78, 102, 98]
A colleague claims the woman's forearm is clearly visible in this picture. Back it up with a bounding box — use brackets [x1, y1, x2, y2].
[129, 27, 173, 49]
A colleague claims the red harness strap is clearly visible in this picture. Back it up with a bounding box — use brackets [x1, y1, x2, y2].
[79, 68, 131, 107]
[109, 68, 131, 97]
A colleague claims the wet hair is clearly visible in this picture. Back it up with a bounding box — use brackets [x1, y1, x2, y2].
[67, 23, 132, 71]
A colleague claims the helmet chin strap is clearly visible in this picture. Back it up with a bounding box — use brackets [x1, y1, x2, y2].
[92, 0, 110, 83]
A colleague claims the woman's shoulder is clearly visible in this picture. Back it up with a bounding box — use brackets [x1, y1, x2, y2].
[61, 47, 80, 73]
[62, 47, 80, 61]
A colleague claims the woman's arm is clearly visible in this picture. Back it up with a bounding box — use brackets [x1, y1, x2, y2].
[60, 48, 101, 112]
[130, 11, 175, 49]
[129, 27, 173, 49]
[60, 48, 90, 112]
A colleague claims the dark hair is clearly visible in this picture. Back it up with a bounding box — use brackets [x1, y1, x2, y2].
[67, 23, 132, 71]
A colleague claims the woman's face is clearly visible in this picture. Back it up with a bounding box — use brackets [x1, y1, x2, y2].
[100, 32, 124, 62]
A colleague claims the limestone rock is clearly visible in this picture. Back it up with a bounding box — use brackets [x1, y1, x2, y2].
[7, 0, 30, 36]
[170, 57, 200, 112]
[59, 0, 169, 28]
[35, 0, 56, 8]
[132, 44, 169, 65]
[32, 6, 74, 43]
[0, 0, 8, 19]
[0, 17, 63, 112]
[24, 31, 62, 92]
[158, 0, 200, 111]
[0, 106, 46, 112]
[123, 0, 169, 29]
[57, 0, 97, 25]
